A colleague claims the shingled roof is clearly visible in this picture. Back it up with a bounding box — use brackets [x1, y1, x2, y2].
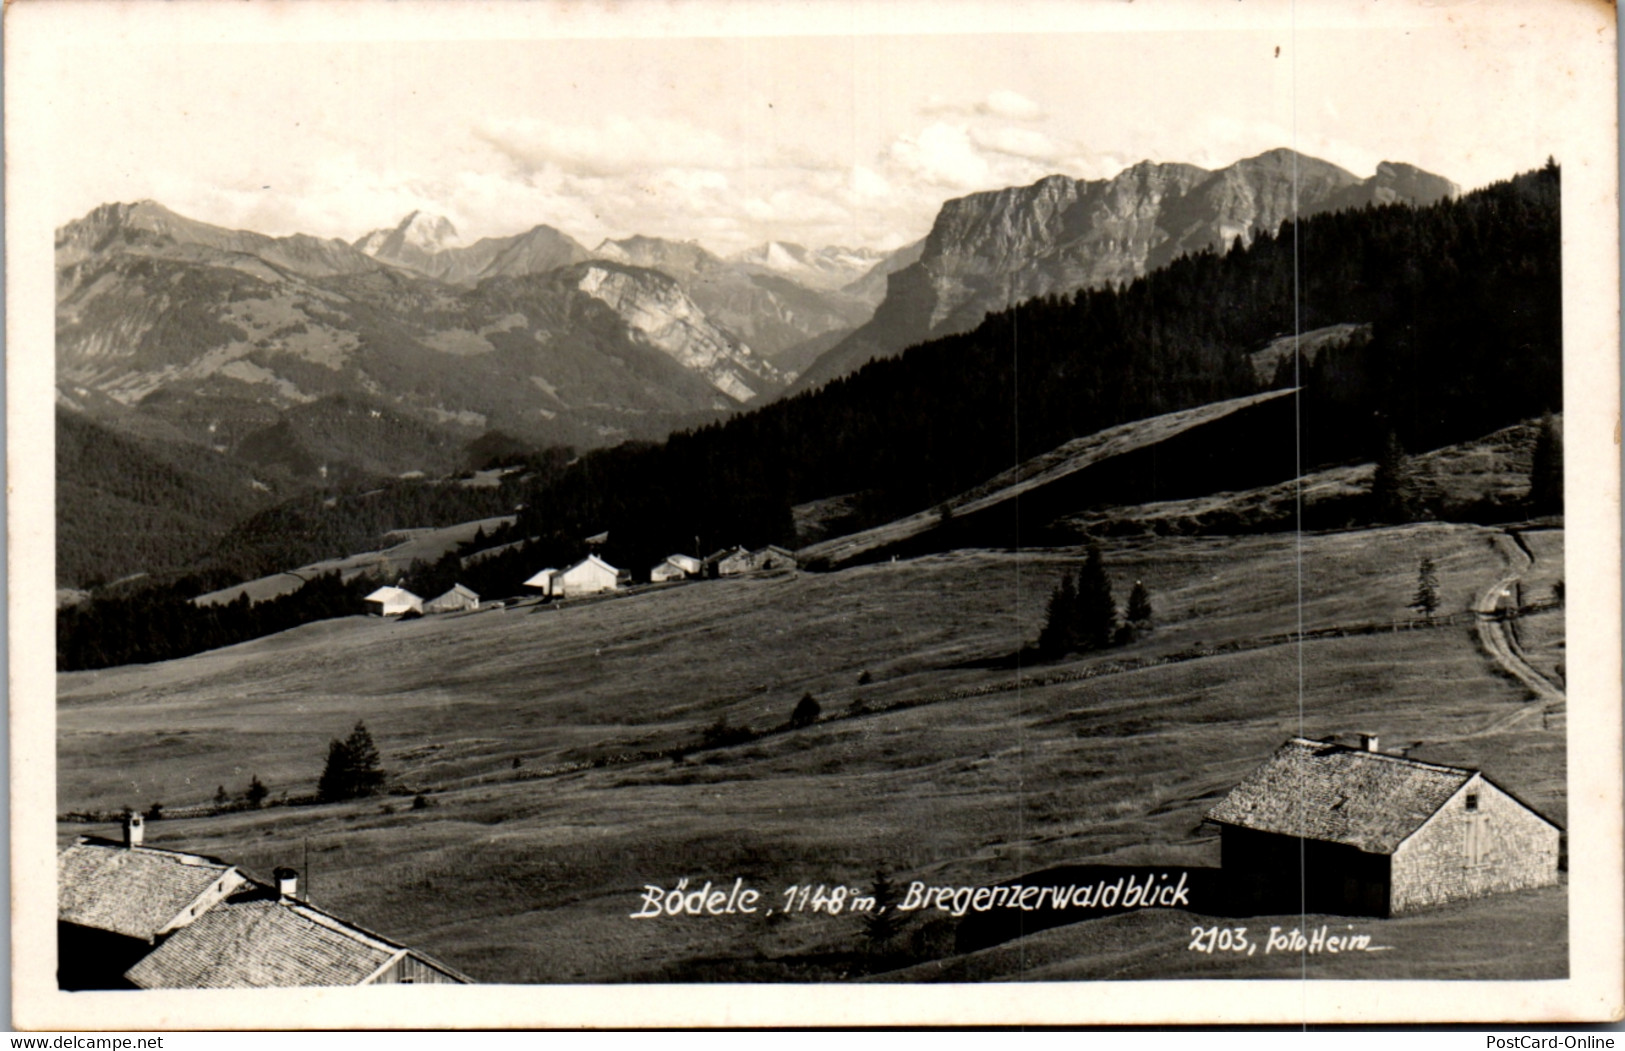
[125, 889, 471, 988]
[58, 842, 239, 941]
[1205, 737, 1475, 854]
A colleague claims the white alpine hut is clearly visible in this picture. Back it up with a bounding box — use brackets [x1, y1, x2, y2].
[364, 586, 424, 616]
[552, 554, 627, 597]
[650, 554, 702, 583]
[523, 568, 559, 594]
[424, 583, 480, 613]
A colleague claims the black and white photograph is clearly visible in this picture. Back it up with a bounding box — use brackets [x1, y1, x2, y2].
[9, 0, 1621, 1028]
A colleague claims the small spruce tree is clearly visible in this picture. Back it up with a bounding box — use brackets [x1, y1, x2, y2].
[1127, 580, 1154, 627]
[789, 692, 822, 729]
[1076, 543, 1118, 650]
[863, 869, 909, 950]
[245, 775, 268, 808]
[1372, 429, 1417, 524]
[1036, 572, 1079, 656]
[1411, 558, 1442, 621]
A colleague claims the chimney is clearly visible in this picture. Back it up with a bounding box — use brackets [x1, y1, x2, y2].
[123, 812, 145, 848]
[274, 866, 300, 900]
[1359, 733, 1381, 754]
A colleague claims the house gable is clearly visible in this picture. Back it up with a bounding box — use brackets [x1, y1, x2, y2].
[58, 843, 245, 942]
[1389, 774, 1562, 913]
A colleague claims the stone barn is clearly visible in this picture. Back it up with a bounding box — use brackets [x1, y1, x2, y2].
[1206, 736, 1561, 916]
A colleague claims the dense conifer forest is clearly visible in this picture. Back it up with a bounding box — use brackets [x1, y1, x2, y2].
[57, 164, 1560, 670]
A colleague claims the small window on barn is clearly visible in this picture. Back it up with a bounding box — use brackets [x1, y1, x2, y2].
[1465, 793, 1479, 811]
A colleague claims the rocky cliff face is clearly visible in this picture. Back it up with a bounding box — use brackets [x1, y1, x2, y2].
[573, 263, 783, 402]
[593, 236, 871, 365]
[792, 149, 1458, 393]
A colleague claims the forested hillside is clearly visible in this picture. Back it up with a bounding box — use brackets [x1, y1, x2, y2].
[57, 164, 1560, 669]
[497, 163, 1559, 575]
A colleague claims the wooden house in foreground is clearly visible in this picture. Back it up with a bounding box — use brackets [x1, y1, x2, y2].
[1206, 736, 1561, 916]
[58, 825, 472, 989]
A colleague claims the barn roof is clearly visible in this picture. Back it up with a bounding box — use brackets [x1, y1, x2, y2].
[1205, 738, 1476, 854]
[125, 886, 473, 988]
[58, 842, 237, 941]
[523, 567, 559, 587]
[364, 586, 421, 604]
[563, 554, 620, 575]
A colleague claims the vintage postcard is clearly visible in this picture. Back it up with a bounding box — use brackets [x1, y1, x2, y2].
[8, 0, 1621, 1029]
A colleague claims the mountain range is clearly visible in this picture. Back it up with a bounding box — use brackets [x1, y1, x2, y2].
[791, 151, 1456, 392]
[56, 148, 1456, 588]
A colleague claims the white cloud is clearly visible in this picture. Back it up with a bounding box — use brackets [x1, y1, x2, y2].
[921, 89, 1046, 122]
[887, 122, 995, 190]
[970, 125, 1068, 162]
[979, 89, 1045, 121]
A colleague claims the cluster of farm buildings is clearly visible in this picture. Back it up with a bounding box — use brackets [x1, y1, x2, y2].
[57, 816, 471, 989]
[363, 543, 798, 616]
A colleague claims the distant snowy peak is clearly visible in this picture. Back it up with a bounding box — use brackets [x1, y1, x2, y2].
[729, 241, 889, 291]
[356, 211, 464, 260]
[397, 211, 463, 252]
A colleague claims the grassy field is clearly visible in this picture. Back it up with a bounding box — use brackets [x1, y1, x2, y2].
[58, 522, 1565, 983]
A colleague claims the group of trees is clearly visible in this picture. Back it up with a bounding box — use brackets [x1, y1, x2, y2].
[1035, 544, 1154, 659]
[211, 775, 269, 811]
[316, 721, 386, 803]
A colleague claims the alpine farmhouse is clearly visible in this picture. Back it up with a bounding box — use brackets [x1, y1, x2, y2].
[58, 817, 471, 989]
[1207, 736, 1562, 916]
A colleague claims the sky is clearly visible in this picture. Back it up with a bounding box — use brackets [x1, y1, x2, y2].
[39, 1, 1596, 256]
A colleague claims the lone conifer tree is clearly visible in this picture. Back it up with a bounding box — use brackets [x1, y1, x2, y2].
[788, 692, 821, 729]
[863, 869, 909, 950]
[1127, 580, 1154, 627]
[1037, 572, 1079, 656]
[1411, 558, 1441, 621]
[1372, 429, 1417, 523]
[1076, 543, 1118, 651]
[1528, 412, 1563, 515]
